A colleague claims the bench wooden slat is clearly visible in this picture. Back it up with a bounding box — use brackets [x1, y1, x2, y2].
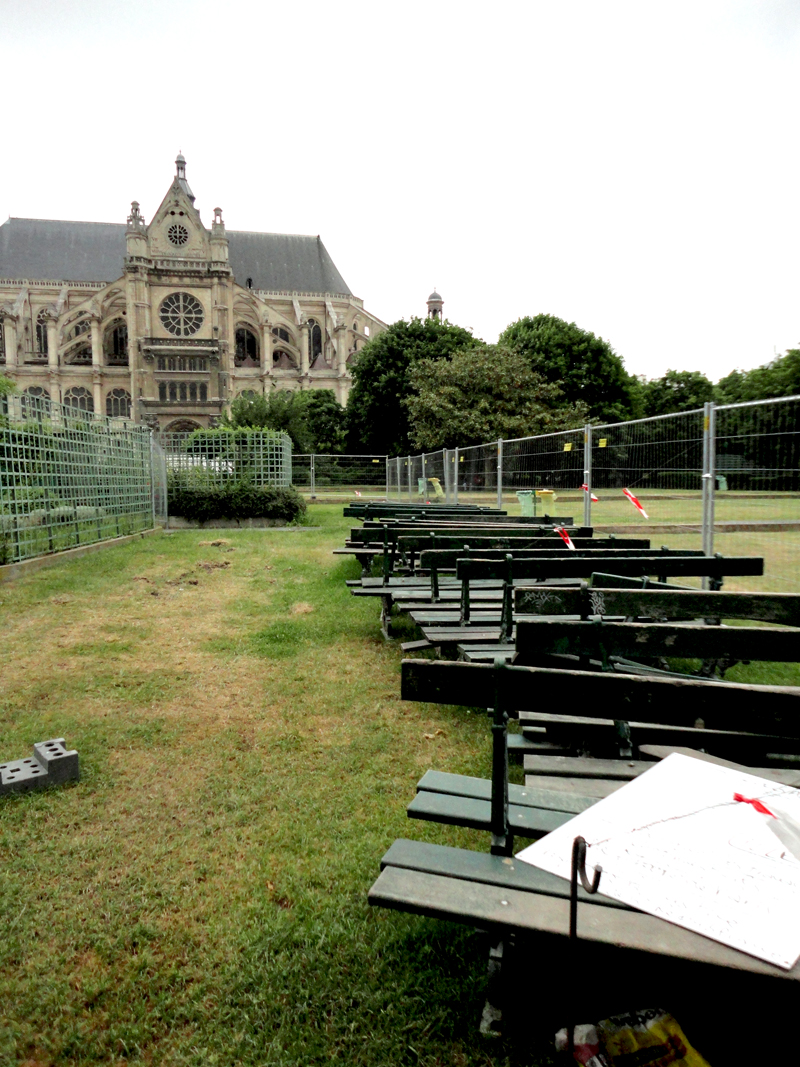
[379, 838, 628, 908]
[415, 769, 599, 814]
[368, 867, 800, 980]
[407, 790, 572, 837]
[514, 619, 800, 662]
[456, 555, 764, 581]
[522, 753, 800, 784]
[400, 659, 800, 737]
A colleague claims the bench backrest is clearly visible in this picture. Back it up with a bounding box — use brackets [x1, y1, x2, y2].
[515, 586, 800, 626]
[514, 618, 800, 663]
[400, 658, 800, 735]
[455, 555, 764, 582]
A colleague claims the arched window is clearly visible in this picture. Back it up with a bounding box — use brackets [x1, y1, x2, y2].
[179, 382, 188, 402]
[169, 382, 177, 402]
[308, 319, 323, 364]
[21, 386, 50, 418]
[35, 310, 49, 356]
[234, 325, 260, 367]
[272, 326, 291, 343]
[199, 383, 208, 402]
[164, 419, 201, 433]
[63, 387, 94, 414]
[246, 277, 253, 289]
[105, 321, 128, 365]
[70, 318, 91, 340]
[159, 382, 167, 402]
[0, 321, 5, 363]
[106, 388, 131, 418]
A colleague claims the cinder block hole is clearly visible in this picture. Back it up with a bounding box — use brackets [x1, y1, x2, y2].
[23, 760, 33, 764]
[0, 765, 6, 770]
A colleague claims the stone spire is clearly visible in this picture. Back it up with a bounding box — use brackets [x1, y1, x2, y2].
[175, 151, 195, 203]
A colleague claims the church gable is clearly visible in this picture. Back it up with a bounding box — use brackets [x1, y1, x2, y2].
[147, 170, 210, 262]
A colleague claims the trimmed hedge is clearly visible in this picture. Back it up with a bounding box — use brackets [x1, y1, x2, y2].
[167, 480, 306, 525]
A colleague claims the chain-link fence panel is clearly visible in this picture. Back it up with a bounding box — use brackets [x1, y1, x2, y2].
[502, 429, 586, 517]
[156, 430, 292, 489]
[418, 450, 446, 502]
[1, 393, 154, 565]
[587, 411, 705, 549]
[292, 454, 387, 497]
[713, 396, 800, 593]
[455, 443, 499, 506]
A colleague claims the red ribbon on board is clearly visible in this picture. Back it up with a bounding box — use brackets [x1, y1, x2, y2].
[580, 484, 600, 502]
[734, 793, 776, 818]
[623, 487, 649, 519]
[555, 526, 576, 551]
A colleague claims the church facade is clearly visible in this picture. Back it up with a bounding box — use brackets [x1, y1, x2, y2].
[0, 156, 385, 431]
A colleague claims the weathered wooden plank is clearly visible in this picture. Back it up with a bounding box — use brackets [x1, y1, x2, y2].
[522, 754, 800, 784]
[400, 535, 649, 552]
[514, 619, 800, 663]
[518, 712, 800, 760]
[585, 588, 800, 626]
[456, 555, 764, 582]
[368, 867, 800, 979]
[400, 659, 800, 736]
[415, 769, 599, 813]
[523, 775, 623, 797]
[407, 790, 571, 837]
[522, 755, 655, 780]
[379, 839, 628, 908]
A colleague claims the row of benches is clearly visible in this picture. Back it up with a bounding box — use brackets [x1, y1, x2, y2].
[339, 502, 800, 1038]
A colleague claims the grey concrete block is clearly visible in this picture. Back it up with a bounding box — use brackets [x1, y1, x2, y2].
[0, 738, 80, 795]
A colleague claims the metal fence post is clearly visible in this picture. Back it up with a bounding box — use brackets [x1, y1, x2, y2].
[701, 402, 716, 584]
[454, 447, 459, 504]
[421, 453, 426, 499]
[384, 455, 389, 499]
[310, 454, 316, 499]
[583, 424, 592, 528]
[496, 439, 503, 511]
[407, 456, 412, 501]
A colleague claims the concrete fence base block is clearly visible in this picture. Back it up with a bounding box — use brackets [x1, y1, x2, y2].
[0, 738, 80, 795]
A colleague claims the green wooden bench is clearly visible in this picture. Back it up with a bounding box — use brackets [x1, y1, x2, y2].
[370, 661, 800, 1033]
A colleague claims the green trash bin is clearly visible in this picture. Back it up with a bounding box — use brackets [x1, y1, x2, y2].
[516, 490, 536, 517]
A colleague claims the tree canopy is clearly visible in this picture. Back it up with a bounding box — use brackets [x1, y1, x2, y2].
[499, 314, 640, 423]
[406, 345, 588, 450]
[221, 388, 346, 453]
[345, 318, 478, 456]
[640, 370, 714, 417]
[715, 348, 800, 405]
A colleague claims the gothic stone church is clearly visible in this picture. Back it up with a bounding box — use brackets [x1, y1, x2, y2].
[0, 156, 385, 431]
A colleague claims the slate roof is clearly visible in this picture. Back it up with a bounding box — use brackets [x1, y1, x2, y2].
[0, 217, 352, 296]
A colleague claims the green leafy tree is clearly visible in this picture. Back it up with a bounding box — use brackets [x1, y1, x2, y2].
[0, 375, 16, 396]
[346, 317, 479, 456]
[406, 345, 588, 450]
[301, 390, 347, 453]
[499, 314, 640, 423]
[222, 388, 347, 453]
[641, 370, 714, 416]
[716, 348, 800, 404]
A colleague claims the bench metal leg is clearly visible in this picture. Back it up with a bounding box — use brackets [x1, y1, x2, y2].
[480, 936, 510, 1036]
[380, 595, 394, 640]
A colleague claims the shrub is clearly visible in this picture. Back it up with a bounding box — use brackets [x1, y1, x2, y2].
[167, 477, 306, 525]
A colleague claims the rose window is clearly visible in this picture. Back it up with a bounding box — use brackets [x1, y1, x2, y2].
[159, 292, 204, 337]
[167, 223, 189, 246]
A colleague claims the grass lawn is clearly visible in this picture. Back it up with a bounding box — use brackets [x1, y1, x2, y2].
[2, 506, 799, 1065]
[0, 507, 563, 1067]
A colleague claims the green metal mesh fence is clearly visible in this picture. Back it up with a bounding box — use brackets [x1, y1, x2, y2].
[0, 392, 156, 565]
[155, 430, 292, 489]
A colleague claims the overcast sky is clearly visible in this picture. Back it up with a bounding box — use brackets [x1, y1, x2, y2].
[3, 0, 798, 383]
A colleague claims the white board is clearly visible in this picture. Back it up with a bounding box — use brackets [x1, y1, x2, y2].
[516, 753, 800, 969]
